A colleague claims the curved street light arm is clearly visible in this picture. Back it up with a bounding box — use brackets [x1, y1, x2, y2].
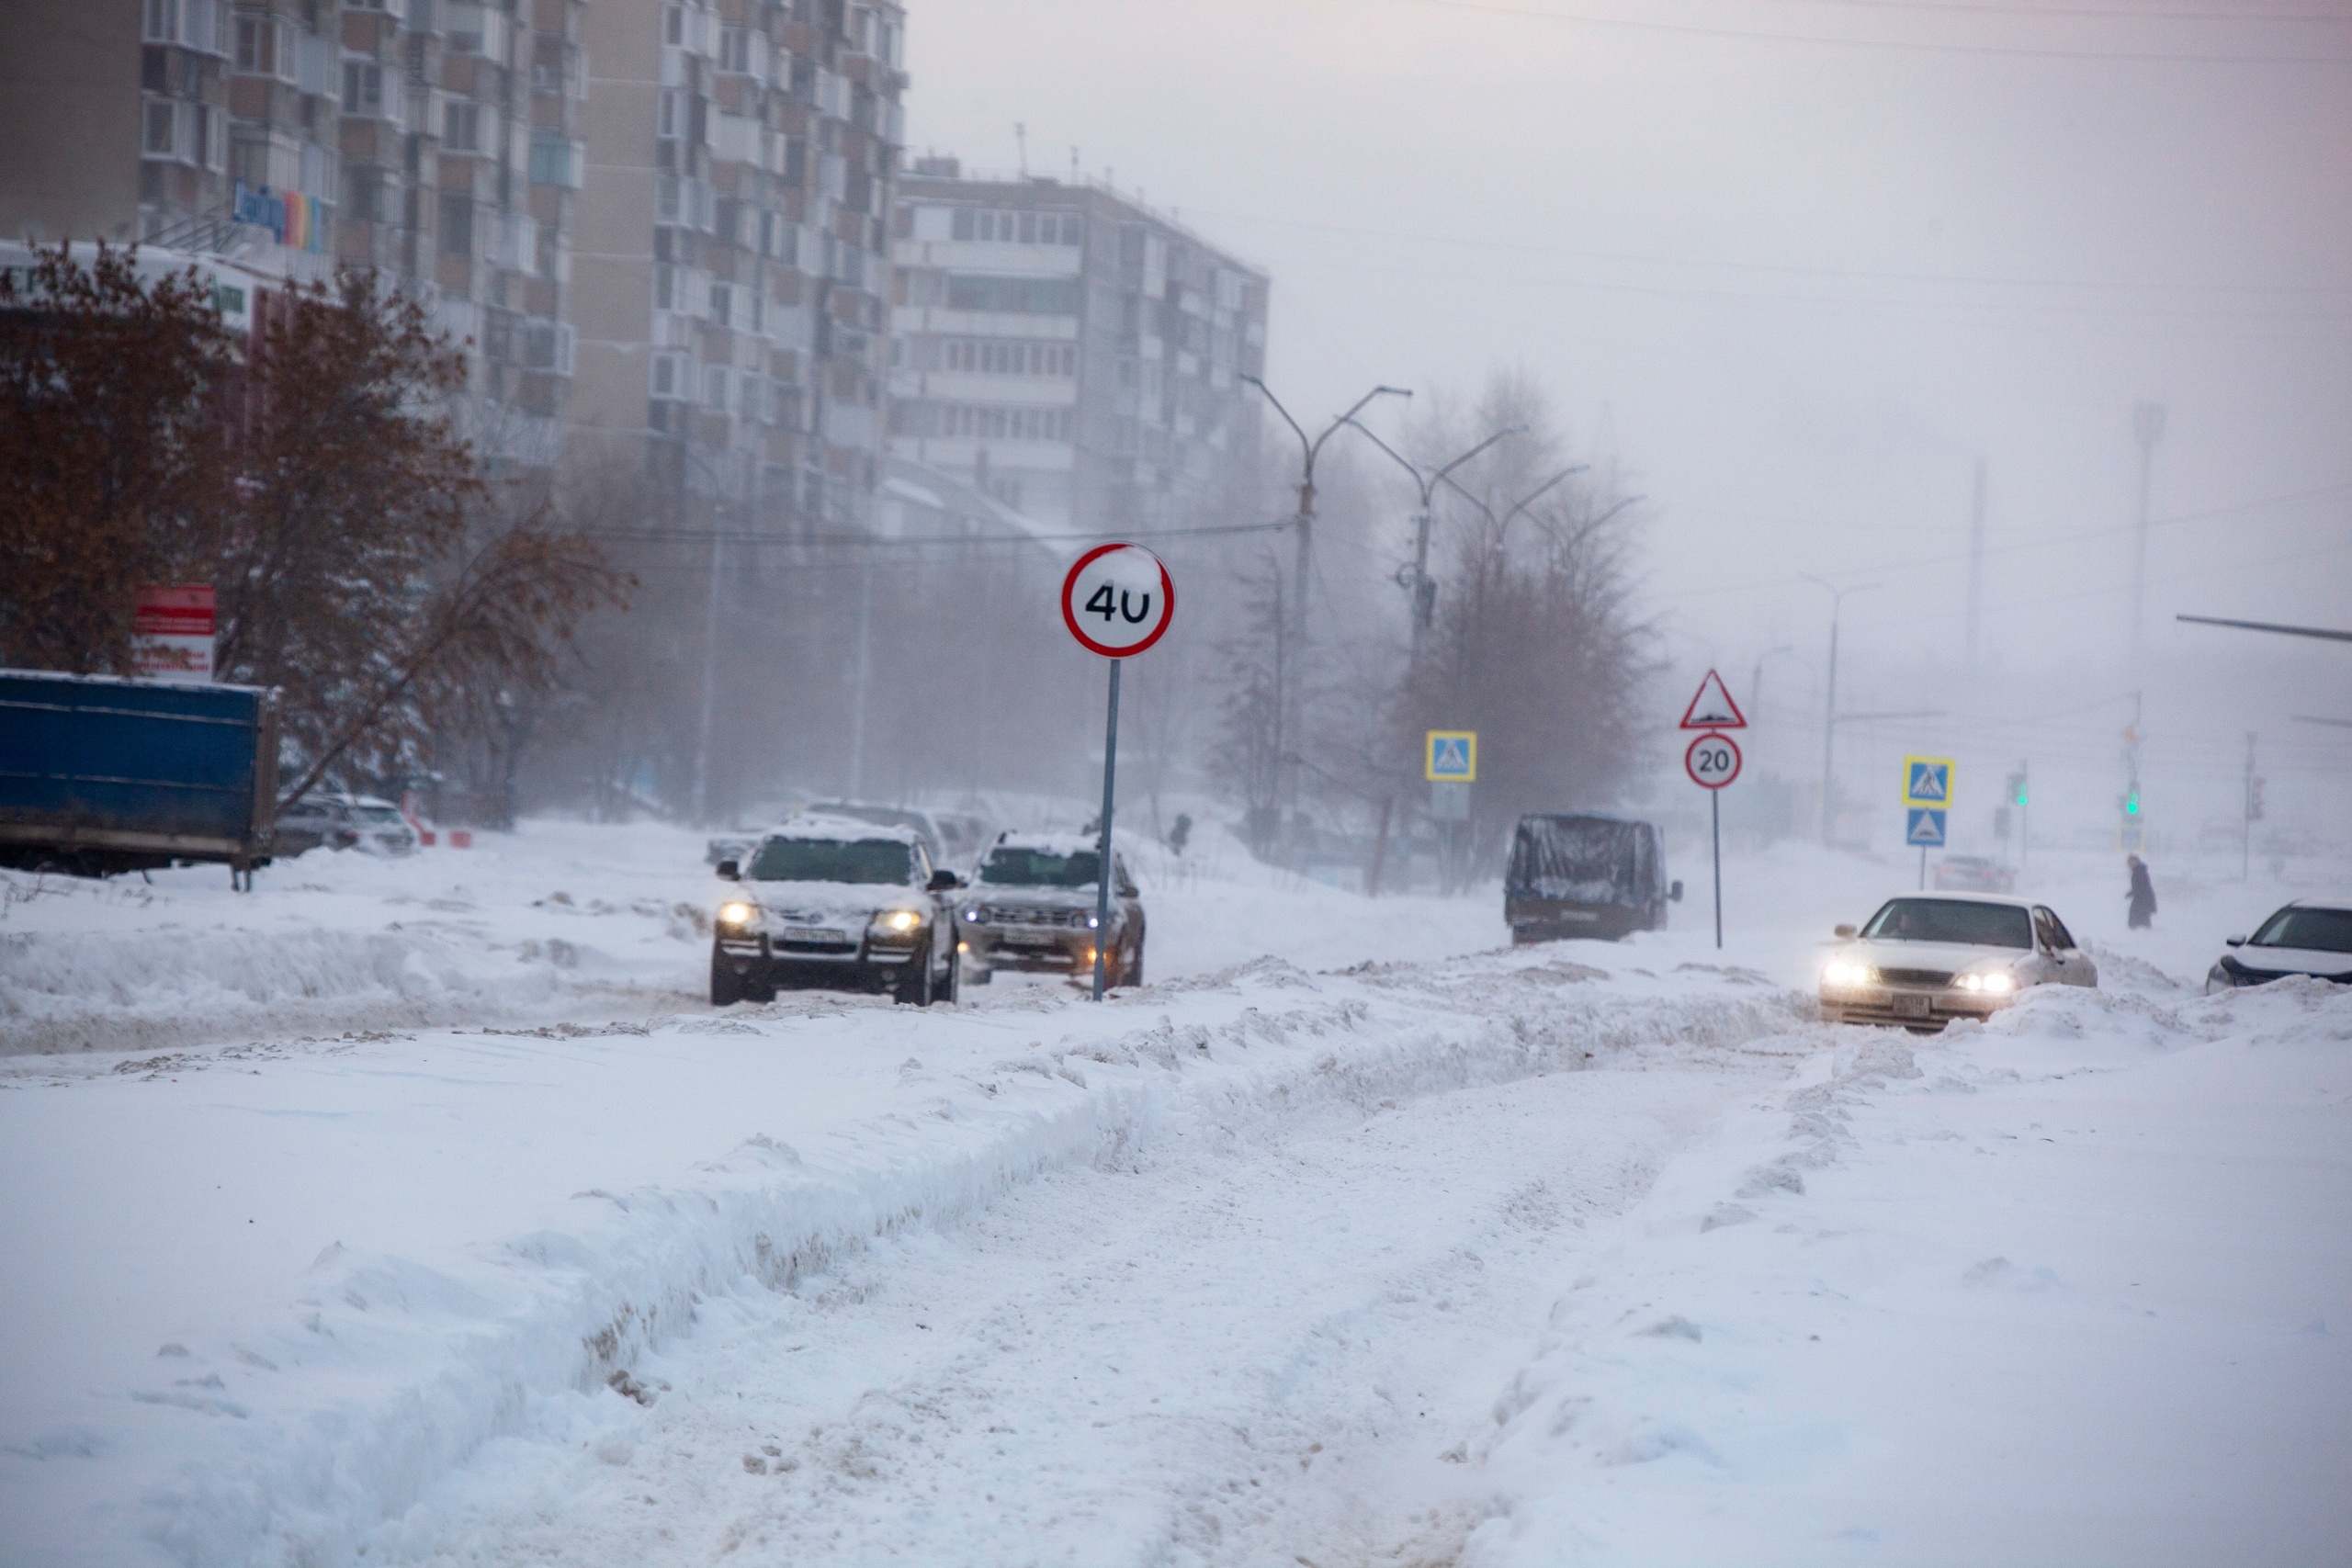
[1240, 374, 1312, 468]
[1341, 415, 1431, 501]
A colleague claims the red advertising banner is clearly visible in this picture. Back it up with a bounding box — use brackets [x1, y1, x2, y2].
[132, 584, 216, 682]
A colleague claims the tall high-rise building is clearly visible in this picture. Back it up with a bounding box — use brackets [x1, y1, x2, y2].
[888, 161, 1269, 532]
[567, 0, 905, 525]
[0, 0, 584, 472]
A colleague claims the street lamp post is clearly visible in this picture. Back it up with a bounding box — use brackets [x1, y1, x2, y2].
[1241, 377, 1410, 840]
[1343, 420, 1535, 659]
[1800, 575, 1879, 849]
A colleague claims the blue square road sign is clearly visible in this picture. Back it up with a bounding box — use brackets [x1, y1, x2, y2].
[1905, 807, 1949, 847]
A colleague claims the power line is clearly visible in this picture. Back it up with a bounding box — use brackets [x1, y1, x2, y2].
[1194, 206, 2352, 300]
[577, 516, 1295, 550]
[1363, 0, 2352, 64]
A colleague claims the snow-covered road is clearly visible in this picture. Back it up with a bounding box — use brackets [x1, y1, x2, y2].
[3, 824, 2347, 1566]
[402, 1046, 1791, 1567]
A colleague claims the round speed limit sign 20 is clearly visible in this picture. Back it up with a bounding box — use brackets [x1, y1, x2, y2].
[1061, 543, 1175, 658]
[1685, 730, 1742, 791]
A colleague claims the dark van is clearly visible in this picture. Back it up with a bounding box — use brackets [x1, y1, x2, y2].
[1505, 813, 1680, 943]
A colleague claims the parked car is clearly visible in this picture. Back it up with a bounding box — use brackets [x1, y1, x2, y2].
[1820, 893, 2097, 1031]
[808, 802, 952, 864]
[1933, 854, 2016, 894]
[710, 816, 963, 1006]
[1504, 814, 1680, 943]
[955, 832, 1145, 987]
[273, 793, 420, 857]
[2205, 897, 2352, 993]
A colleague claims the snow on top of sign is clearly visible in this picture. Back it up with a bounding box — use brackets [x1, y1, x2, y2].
[1679, 669, 1747, 730]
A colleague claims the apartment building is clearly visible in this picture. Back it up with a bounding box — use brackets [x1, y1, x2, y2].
[0, 0, 582, 470]
[888, 161, 1270, 533]
[567, 0, 905, 525]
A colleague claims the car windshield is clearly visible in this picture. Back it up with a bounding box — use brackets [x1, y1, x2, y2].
[2250, 907, 2352, 954]
[979, 847, 1099, 888]
[354, 806, 406, 825]
[1860, 898, 2032, 949]
[748, 837, 912, 886]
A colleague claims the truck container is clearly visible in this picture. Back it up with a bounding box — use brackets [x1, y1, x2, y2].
[0, 669, 279, 882]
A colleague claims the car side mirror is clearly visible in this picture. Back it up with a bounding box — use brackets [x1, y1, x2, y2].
[1833, 923, 1857, 939]
[2225, 934, 2245, 947]
[717, 860, 740, 881]
[927, 869, 962, 892]
[1668, 880, 1684, 902]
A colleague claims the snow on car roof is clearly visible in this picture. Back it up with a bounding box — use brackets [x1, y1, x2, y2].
[765, 813, 925, 847]
[2285, 896, 2352, 911]
[988, 831, 1104, 857]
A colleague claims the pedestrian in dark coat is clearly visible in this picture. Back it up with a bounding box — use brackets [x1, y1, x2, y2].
[2126, 853, 2156, 930]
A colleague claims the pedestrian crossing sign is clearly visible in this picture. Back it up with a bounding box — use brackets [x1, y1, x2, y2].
[1906, 807, 1948, 847]
[1904, 756, 1954, 807]
[1426, 731, 1477, 782]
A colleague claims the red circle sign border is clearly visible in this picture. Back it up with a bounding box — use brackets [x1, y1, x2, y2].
[1061, 542, 1177, 659]
[1685, 729, 1742, 791]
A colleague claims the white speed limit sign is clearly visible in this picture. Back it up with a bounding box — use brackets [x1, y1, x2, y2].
[1685, 730, 1741, 791]
[1060, 543, 1175, 658]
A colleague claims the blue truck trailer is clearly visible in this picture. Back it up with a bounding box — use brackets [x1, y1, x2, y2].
[0, 669, 280, 882]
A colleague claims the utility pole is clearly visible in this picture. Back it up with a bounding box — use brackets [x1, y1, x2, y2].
[692, 525, 724, 826]
[1242, 377, 1409, 849]
[1801, 576, 1877, 849]
[2131, 402, 2165, 666]
[1965, 457, 1987, 668]
[1344, 419, 1543, 660]
[2242, 731, 2258, 880]
[845, 560, 874, 799]
[1749, 645, 1794, 726]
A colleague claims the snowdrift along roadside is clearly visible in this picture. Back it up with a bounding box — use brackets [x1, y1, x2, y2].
[0, 954, 1806, 1568]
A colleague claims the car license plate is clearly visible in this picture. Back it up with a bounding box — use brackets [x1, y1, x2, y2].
[784, 926, 847, 944]
[1000, 929, 1062, 946]
[1893, 993, 1933, 1020]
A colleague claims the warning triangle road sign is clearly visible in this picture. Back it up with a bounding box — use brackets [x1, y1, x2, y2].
[1679, 669, 1747, 730]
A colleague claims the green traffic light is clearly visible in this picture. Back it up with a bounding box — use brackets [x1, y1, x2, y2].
[2124, 794, 2140, 816]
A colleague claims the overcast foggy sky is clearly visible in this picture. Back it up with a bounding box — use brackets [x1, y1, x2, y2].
[900, 0, 2350, 832]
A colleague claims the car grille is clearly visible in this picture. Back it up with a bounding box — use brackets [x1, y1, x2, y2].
[1878, 967, 1955, 988]
[974, 905, 1088, 929]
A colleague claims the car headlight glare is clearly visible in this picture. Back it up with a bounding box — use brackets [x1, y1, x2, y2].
[718, 902, 756, 927]
[881, 910, 919, 932]
[1823, 961, 1873, 988]
[1980, 972, 2015, 995]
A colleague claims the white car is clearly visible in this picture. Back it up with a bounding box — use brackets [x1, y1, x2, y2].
[710, 816, 964, 1007]
[2205, 898, 2352, 993]
[1820, 893, 2098, 1031]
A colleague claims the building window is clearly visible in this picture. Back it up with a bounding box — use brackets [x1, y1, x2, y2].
[440, 194, 474, 256]
[649, 351, 693, 399]
[943, 276, 1080, 316]
[524, 320, 575, 375]
[141, 97, 180, 160]
[704, 365, 729, 411]
[444, 2, 506, 59]
[708, 282, 731, 327]
[528, 131, 582, 187]
[444, 100, 481, 152]
[236, 15, 296, 79]
[342, 60, 404, 121]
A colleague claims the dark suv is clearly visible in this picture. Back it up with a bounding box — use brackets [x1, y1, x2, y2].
[711, 818, 964, 1006]
[1505, 813, 1680, 943]
[956, 833, 1146, 987]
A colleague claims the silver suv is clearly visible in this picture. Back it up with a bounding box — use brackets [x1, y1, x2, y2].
[956, 832, 1145, 987]
[712, 817, 963, 1006]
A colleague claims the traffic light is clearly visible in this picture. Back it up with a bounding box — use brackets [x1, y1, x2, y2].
[2249, 778, 2265, 822]
[2123, 789, 2141, 817]
[2007, 771, 2028, 807]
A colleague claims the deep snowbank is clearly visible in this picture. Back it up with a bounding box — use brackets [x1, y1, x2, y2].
[1455, 976, 2352, 1567]
[0, 822, 719, 1055]
[0, 951, 1807, 1568]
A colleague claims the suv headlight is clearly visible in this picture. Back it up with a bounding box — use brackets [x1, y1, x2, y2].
[718, 901, 758, 929]
[868, 909, 922, 942]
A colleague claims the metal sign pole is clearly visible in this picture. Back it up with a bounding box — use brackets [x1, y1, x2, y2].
[1711, 789, 1723, 950]
[1919, 844, 1928, 890]
[1091, 658, 1122, 1001]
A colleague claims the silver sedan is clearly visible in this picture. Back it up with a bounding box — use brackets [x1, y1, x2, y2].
[1820, 893, 2097, 1032]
